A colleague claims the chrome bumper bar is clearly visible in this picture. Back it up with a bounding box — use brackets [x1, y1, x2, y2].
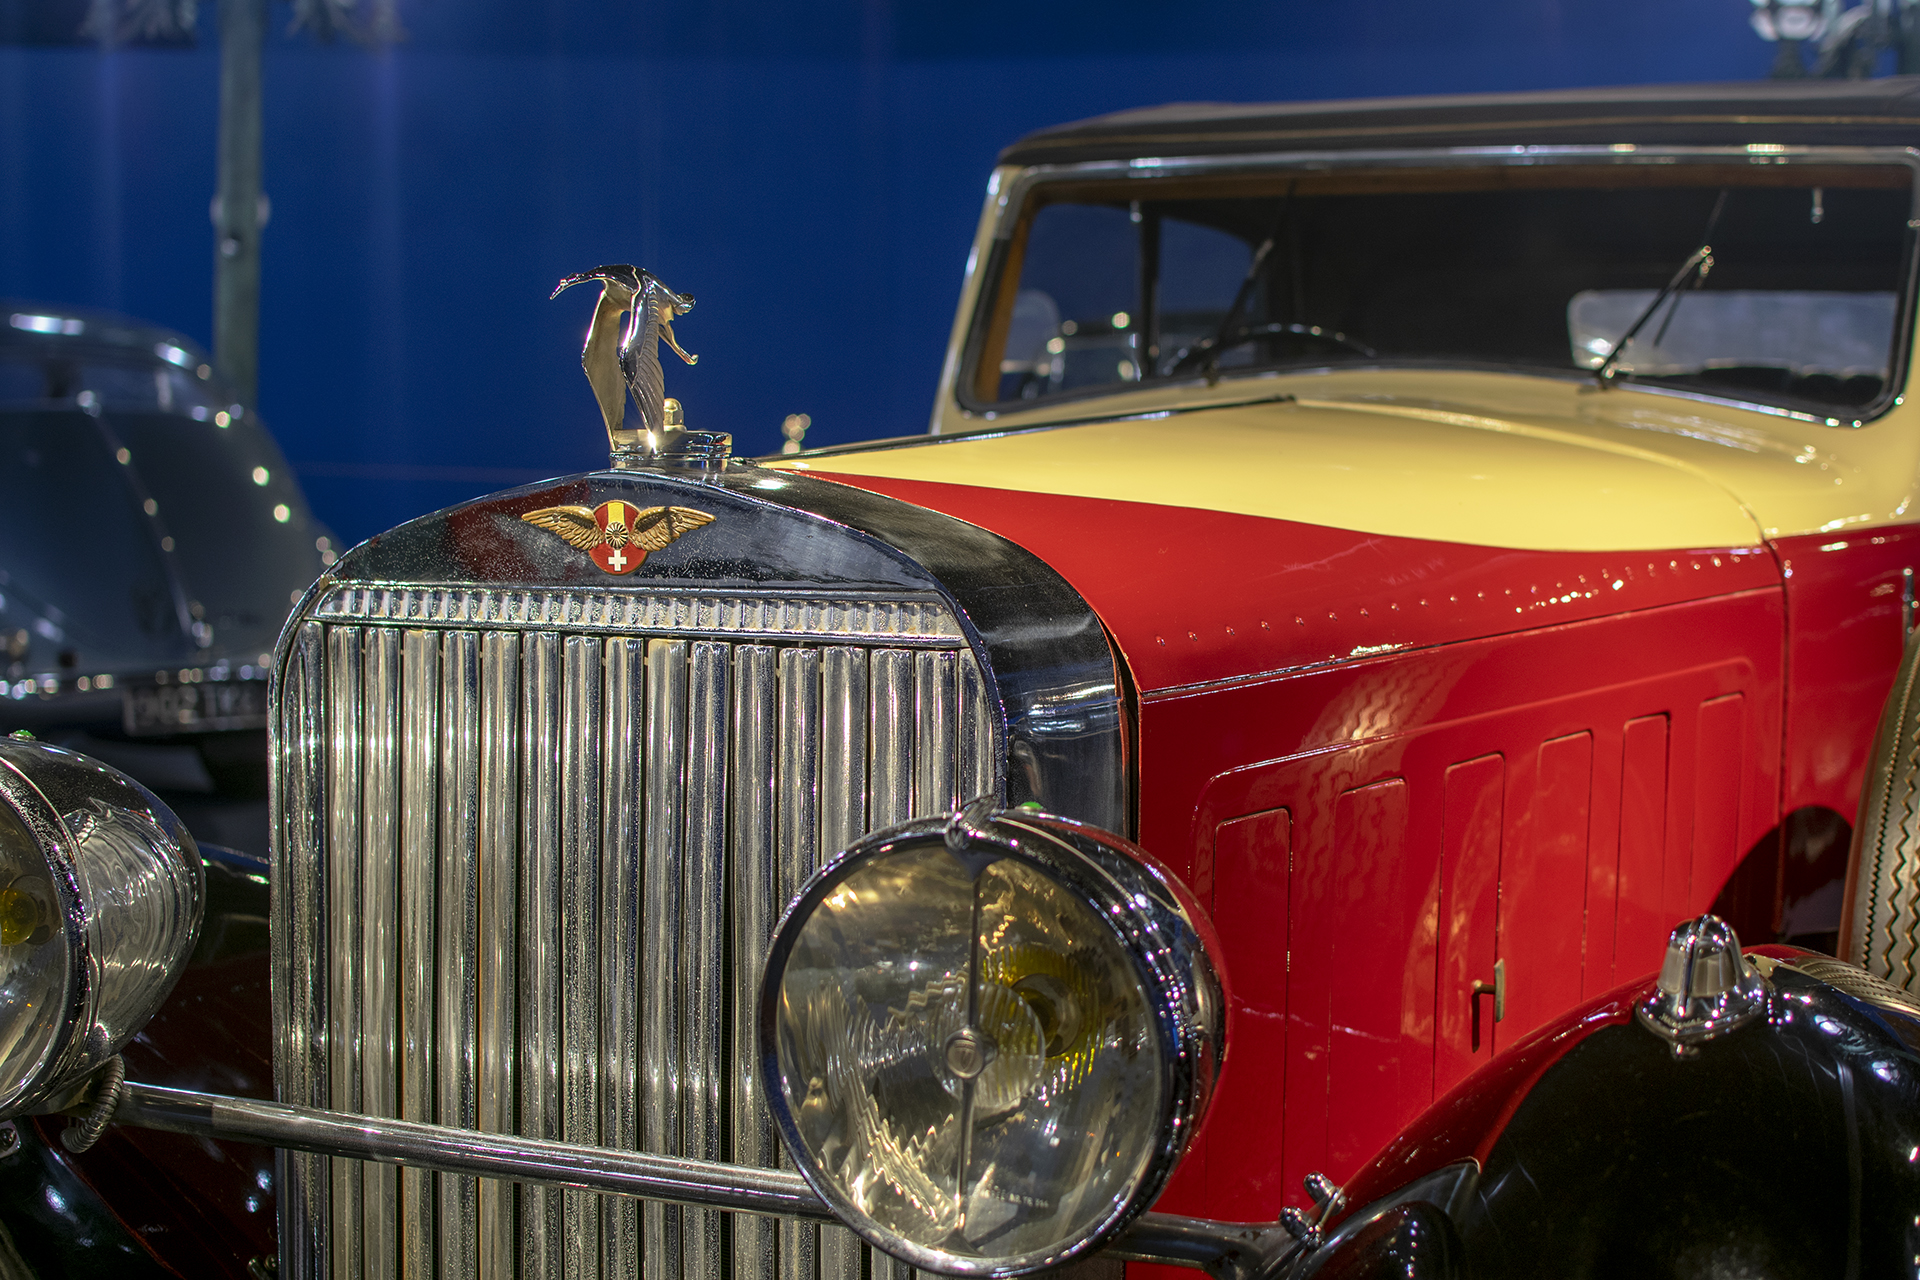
[114, 1082, 1299, 1279]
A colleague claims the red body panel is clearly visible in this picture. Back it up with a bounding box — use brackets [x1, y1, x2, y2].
[808, 470, 1911, 1226]
[1772, 528, 1920, 937]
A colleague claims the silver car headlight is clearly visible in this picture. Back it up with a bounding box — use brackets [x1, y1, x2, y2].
[760, 803, 1225, 1276]
[0, 737, 203, 1118]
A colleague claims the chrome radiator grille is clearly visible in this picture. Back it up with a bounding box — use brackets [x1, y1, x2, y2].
[275, 586, 997, 1280]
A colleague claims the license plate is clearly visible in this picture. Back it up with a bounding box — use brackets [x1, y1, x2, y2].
[122, 679, 269, 736]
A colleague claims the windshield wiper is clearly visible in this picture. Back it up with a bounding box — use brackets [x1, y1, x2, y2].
[1594, 190, 1727, 386]
[1197, 183, 1295, 385]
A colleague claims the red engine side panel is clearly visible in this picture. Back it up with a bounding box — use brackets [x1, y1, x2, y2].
[807, 472, 1789, 1233]
[1772, 528, 1920, 940]
[1146, 590, 1783, 1221]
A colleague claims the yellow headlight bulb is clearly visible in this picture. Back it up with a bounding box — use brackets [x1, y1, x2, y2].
[0, 876, 50, 948]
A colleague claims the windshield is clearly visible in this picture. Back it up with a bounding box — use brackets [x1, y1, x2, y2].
[967, 159, 1917, 419]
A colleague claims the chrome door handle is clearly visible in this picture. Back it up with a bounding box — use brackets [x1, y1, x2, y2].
[1470, 958, 1506, 1052]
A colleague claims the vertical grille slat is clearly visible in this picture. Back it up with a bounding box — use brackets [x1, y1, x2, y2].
[683, 642, 731, 1280]
[361, 628, 402, 1280]
[281, 620, 328, 1280]
[326, 628, 365, 1280]
[643, 638, 690, 1280]
[562, 636, 606, 1279]
[730, 646, 779, 1280]
[476, 631, 521, 1280]
[285, 594, 998, 1280]
[436, 631, 481, 1279]
[399, 631, 440, 1280]
[520, 633, 565, 1280]
[774, 648, 821, 1280]
[602, 638, 646, 1278]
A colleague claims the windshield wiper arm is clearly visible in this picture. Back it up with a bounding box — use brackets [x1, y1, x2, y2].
[1198, 183, 1294, 385]
[1594, 190, 1727, 386]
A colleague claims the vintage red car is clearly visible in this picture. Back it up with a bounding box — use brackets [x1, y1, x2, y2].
[5, 77, 1920, 1280]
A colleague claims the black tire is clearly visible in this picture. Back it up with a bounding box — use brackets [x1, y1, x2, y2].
[1843, 627, 1920, 990]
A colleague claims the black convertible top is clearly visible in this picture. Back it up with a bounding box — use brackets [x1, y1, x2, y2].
[999, 77, 1920, 166]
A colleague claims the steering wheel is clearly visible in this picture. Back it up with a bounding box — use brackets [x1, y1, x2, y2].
[1168, 322, 1377, 377]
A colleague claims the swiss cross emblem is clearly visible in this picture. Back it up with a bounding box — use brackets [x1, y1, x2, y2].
[518, 500, 717, 575]
[591, 501, 641, 574]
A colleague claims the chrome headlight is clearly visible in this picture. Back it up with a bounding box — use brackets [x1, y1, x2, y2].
[0, 738, 203, 1118]
[760, 803, 1225, 1276]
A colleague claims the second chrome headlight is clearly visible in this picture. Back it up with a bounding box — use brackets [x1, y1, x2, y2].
[760, 803, 1225, 1276]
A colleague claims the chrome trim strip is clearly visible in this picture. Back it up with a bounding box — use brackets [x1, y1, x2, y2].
[644, 638, 690, 1280]
[914, 649, 958, 816]
[561, 635, 605, 1279]
[868, 649, 914, 829]
[326, 628, 365, 1280]
[730, 646, 778, 1280]
[361, 627, 401, 1280]
[957, 653, 992, 805]
[601, 636, 644, 1277]
[684, 641, 731, 1280]
[817, 648, 867, 856]
[436, 631, 481, 1278]
[775, 646, 820, 1280]
[476, 631, 519, 1280]
[519, 633, 564, 1279]
[313, 585, 965, 644]
[276, 619, 328, 1280]
[123, 1083, 1297, 1280]
[398, 630, 439, 1278]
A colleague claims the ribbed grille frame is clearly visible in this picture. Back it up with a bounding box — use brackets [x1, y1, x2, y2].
[274, 587, 998, 1280]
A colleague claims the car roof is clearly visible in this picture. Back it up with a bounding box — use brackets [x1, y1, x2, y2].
[999, 77, 1920, 166]
[1, 300, 211, 365]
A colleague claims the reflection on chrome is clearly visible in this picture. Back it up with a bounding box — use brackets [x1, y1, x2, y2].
[778, 845, 1157, 1265]
[764, 808, 1222, 1276]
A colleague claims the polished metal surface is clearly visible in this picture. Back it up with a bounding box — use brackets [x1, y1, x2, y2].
[476, 631, 519, 1280]
[398, 630, 438, 1280]
[277, 583, 997, 1280]
[120, 1080, 1284, 1279]
[561, 634, 604, 1279]
[361, 628, 401, 1280]
[729, 646, 779, 1280]
[324, 629, 364, 1280]
[602, 636, 643, 1279]
[437, 631, 481, 1279]
[311, 585, 966, 644]
[550, 265, 703, 462]
[326, 462, 1127, 835]
[0, 737, 204, 1119]
[757, 806, 1227, 1276]
[1635, 914, 1771, 1055]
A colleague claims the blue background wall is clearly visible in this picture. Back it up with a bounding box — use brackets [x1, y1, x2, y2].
[1, 1, 1777, 543]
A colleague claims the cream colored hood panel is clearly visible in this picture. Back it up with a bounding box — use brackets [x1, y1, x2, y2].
[791, 371, 1920, 552]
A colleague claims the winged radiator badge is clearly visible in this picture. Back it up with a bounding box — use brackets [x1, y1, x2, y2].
[520, 501, 715, 575]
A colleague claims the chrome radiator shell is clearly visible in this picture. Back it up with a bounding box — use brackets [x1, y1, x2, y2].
[271, 465, 1128, 1280]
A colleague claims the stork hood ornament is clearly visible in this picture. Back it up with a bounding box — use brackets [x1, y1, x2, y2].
[551, 264, 730, 468]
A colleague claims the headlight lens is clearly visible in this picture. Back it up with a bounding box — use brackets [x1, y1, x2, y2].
[0, 738, 202, 1117]
[762, 804, 1224, 1276]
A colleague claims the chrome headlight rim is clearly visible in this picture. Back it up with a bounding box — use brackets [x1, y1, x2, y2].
[0, 749, 92, 1117]
[758, 804, 1225, 1278]
[0, 739, 204, 1121]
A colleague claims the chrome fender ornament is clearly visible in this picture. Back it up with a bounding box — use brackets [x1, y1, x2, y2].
[552, 264, 730, 468]
[1635, 913, 1770, 1057]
